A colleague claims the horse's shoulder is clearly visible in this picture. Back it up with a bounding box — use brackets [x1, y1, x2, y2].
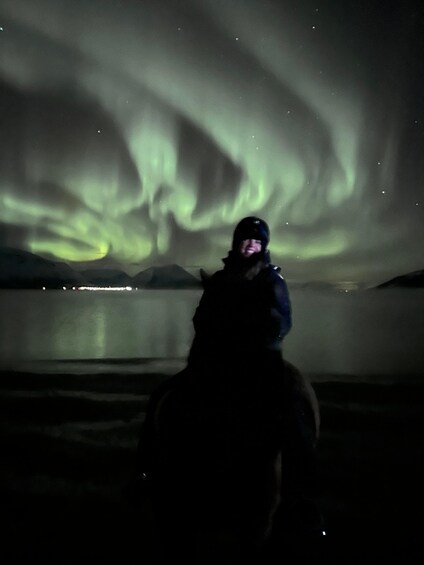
[284, 359, 321, 442]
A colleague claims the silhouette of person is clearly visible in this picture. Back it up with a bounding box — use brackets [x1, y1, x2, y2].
[133, 217, 325, 551]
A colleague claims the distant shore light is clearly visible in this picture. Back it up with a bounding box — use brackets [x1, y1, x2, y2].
[77, 286, 134, 291]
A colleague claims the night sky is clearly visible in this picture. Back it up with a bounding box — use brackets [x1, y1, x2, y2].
[0, 0, 422, 286]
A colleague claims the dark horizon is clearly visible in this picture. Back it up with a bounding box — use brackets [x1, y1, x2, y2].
[1, 244, 424, 290]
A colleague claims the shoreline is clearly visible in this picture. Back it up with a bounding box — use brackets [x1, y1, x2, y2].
[1, 357, 423, 386]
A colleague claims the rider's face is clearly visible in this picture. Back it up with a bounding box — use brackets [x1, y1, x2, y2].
[239, 238, 262, 258]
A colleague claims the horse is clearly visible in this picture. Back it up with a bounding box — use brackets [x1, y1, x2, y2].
[137, 359, 322, 564]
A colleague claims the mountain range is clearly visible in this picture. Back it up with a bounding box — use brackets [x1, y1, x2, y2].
[374, 269, 424, 289]
[0, 247, 202, 289]
[0, 247, 423, 290]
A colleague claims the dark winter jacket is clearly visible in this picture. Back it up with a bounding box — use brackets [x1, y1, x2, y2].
[187, 250, 292, 370]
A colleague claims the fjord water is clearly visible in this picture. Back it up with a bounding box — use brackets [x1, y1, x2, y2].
[0, 288, 423, 379]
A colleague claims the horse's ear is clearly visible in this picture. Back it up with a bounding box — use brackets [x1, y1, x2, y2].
[199, 268, 211, 288]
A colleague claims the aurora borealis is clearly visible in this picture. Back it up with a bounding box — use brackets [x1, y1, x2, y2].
[0, 0, 422, 286]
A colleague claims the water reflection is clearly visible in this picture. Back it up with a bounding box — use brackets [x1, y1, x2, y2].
[0, 288, 423, 378]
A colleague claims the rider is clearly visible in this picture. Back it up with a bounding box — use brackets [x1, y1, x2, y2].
[187, 216, 292, 376]
[136, 216, 291, 473]
[134, 217, 324, 545]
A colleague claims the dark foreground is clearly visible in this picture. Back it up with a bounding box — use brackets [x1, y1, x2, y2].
[0, 368, 423, 564]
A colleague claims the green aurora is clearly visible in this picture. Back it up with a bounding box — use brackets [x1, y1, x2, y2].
[0, 0, 422, 285]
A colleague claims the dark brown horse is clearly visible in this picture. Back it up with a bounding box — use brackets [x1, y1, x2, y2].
[140, 360, 321, 564]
